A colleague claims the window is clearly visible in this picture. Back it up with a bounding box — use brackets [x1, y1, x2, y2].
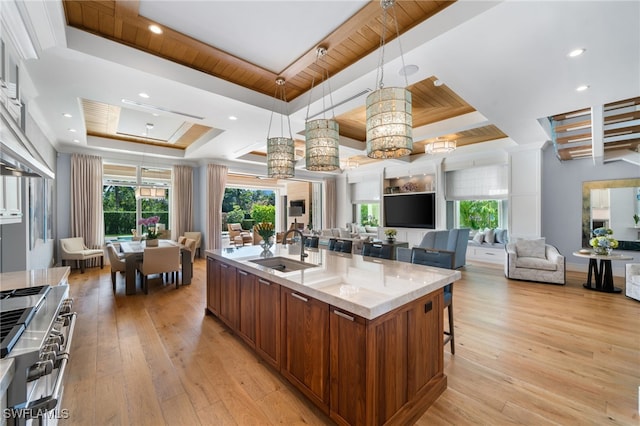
[454, 199, 507, 230]
[356, 203, 380, 226]
[446, 165, 508, 230]
[350, 177, 380, 226]
[103, 164, 171, 238]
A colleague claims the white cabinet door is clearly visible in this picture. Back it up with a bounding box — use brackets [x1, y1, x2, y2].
[0, 176, 23, 223]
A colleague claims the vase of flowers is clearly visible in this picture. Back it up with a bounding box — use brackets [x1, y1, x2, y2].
[138, 216, 160, 246]
[589, 227, 618, 255]
[255, 222, 275, 255]
[384, 228, 397, 243]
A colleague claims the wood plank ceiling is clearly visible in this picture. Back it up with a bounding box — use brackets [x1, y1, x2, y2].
[551, 96, 640, 160]
[62, 0, 510, 159]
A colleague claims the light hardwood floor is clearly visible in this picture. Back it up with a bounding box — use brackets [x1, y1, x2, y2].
[59, 258, 639, 425]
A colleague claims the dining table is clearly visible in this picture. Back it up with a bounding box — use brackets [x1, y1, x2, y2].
[119, 240, 193, 295]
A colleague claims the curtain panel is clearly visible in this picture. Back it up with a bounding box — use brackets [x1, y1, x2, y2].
[70, 153, 104, 265]
[324, 178, 337, 229]
[170, 165, 194, 239]
[206, 164, 228, 250]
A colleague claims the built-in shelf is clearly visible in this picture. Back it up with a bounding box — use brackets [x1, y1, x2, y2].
[383, 174, 435, 195]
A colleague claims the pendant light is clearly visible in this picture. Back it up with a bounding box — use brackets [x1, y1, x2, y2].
[266, 77, 295, 179]
[366, 0, 413, 159]
[305, 46, 340, 171]
[425, 137, 456, 154]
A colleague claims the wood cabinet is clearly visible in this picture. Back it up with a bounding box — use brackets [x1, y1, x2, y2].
[329, 291, 445, 426]
[281, 287, 330, 411]
[329, 307, 367, 426]
[219, 262, 238, 329]
[206, 257, 221, 315]
[205, 254, 448, 425]
[236, 269, 256, 346]
[255, 276, 281, 369]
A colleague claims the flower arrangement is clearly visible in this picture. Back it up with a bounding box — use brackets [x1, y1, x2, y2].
[384, 228, 397, 240]
[138, 216, 160, 240]
[255, 222, 275, 242]
[589, 227, 618, 255]
[401, 182, 418, 192]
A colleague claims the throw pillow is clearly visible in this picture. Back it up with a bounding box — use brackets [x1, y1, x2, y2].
[495, 229, 505, 244]
[515, 238, 546, 259]
[485, 228, 496, 244]
[358, 226, 367, 234]
[339, 229, 351, 238]
[473, 232, 485, 244]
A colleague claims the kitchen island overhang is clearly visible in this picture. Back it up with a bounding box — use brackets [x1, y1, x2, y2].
[206, 245, 460, 320]
[205, 245, 461, 425]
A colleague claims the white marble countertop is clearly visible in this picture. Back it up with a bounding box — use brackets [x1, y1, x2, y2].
[206, 245, 461, 320]
[0, 267, 70, 291]
[0, 358, 14, 400]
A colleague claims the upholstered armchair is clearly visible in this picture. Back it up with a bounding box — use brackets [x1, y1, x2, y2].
[227, 224, 252, 246]
[505, 239, 565, 285]
[183, 231, 202, 257]
[60, 237, 104, 273]
[105, 243, 126, 292]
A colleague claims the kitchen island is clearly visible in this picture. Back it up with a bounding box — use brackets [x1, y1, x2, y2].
[206, 245, 461, 425]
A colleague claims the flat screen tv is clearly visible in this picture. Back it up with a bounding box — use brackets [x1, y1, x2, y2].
[384, 193, 435, 229]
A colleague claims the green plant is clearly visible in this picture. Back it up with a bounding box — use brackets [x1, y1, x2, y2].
[225, 205, 245, 225]
[634, 213, 639, 225]
[384, 228, 397, 238]
[251, 204, 276, 224]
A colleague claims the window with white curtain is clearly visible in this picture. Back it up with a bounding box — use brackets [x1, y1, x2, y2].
[445, 165, 508, 230]
[350, 178, 381, 226]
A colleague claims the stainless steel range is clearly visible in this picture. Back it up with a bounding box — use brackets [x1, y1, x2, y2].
[0, 284, 75, 426]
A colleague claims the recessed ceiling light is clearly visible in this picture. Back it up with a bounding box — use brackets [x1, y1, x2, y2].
[568, 48, 586, 58]
[139, 92, 150, 99]
[399, 64, 419, 76]
[433, 79, 443, 87]
[228, 116, 238, 121]
[73, 139, 79, 143]
[62, 113, 72, 118]
[576, 85, 590, 92]
[68, 128, 76, 132]
[149, 24, 163, 34]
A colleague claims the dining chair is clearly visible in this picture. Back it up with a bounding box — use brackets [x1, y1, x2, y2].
[328, 238, 353, 253]
[410, 247, 456, 354]
[178, 236, 187, 245]
[304, 236, 319, 248]
[138, 245, 181, 294]
[362, 242, 392, 259]
[180, 238, 197, 286]
[184, 231, 202, 256]
[106, 243, 126, 292]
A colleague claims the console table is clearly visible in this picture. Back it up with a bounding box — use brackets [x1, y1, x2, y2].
[572, 251, 633, 293]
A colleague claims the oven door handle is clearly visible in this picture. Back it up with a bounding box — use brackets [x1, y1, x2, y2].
[24, 311, 77, 414]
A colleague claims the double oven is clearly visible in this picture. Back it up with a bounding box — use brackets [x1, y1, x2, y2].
[1, 284, 75, 426]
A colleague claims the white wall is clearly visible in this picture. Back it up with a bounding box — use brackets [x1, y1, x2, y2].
[509, 148, 542, 239]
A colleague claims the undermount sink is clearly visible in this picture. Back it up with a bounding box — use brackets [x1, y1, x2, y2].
[248, 257, 316, 272]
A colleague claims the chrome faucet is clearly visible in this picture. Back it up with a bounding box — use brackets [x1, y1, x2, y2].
[282, 229, 308, 261]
